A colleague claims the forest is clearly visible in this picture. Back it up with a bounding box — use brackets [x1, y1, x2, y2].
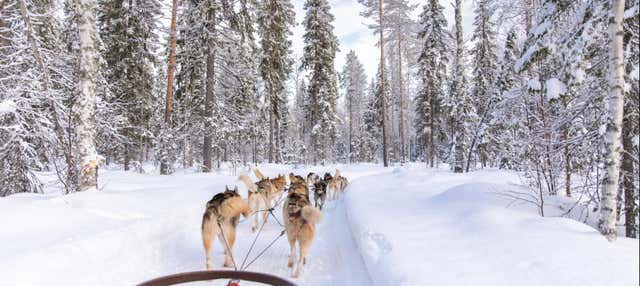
[0, 0, 638, 245]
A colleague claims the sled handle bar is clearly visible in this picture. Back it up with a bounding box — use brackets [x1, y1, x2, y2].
[137, 270, 298, 286]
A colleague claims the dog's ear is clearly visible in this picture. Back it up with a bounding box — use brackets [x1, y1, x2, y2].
[233, 185, 238, 192]
[225, 185, 229, 192]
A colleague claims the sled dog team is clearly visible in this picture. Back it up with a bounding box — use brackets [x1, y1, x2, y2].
[200, 168, 349, 278]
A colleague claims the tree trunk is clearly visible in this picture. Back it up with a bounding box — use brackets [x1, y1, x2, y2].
[397, 34, 405, 163]
[348, 86, 353, 163]
[203, 9, 216, 173]
[160, 0, 178, 175]
[429, 90, 435, 167]
[599, 0, 625, 242]
[74, 0, 100, 191]
[378, 0, 388, 167]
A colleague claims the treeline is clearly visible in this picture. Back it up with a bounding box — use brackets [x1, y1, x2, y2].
[0, 0, 638, 240]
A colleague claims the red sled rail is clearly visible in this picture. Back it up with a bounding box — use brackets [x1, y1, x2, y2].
[136, 270, 298, 286]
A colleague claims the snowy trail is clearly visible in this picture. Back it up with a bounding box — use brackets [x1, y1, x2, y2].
[3, 164, 636, 286]
[0, 164, 385, 286]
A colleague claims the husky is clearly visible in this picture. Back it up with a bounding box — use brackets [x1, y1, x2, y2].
[282, 181, 322, 278]
[238, 173, 287, 232]
[201, 186, 251, 270]
[306, 172, 320, 186]
[289, 173, 309, 197]
[253, 168, 287, 205]
[313, 180, 327, 210]
[326, 170, 348, 200]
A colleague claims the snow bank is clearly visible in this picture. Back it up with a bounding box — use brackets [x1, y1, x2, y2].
[344, 168, 639, 286]
[0, 99, 16, 114]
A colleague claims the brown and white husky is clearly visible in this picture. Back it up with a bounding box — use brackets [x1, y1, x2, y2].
[201, 186, 251, 270]
[326, 169, 349, 200]
[238, 172, 287, 232]
[283, 180, 322, 278]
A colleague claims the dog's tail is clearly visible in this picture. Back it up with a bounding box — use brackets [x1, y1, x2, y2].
[253, 168, 267, 180]
[335, 169, 341, 178]
[238, 174, 258, 192]
[301, 205, 323, 224]
[219, 196, 251, 219]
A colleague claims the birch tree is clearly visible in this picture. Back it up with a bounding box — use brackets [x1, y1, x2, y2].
[599, 0, 626, 242]
[75, 0, 101, 191]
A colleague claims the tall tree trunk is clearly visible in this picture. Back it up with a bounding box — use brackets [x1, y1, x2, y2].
[599, 0, 625, 242]
[269, 112, 274, 163]
[203, 9, 216, 173]
[563, 94, 571, 197]
[379, 0, 388, 167]
[397, 34, 405, 163]
[452, 0, 464, 173]
[348, 87, 353, 163]
[160, 0, 178, 175]
[75, 0, 100, 191]
[429, 96, 434, 168]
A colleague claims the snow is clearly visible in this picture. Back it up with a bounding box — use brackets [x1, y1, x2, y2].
[0, 164, 638, 286]
[345, 167, 639, 286]
[527, 78, 542, 91]
[546, 77, 566, 100]
[0, 99, 16, 114]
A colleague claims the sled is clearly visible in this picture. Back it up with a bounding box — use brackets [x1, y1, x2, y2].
[137, 270, 297, 286]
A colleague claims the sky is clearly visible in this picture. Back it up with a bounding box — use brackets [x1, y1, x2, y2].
[290, 0, 476, 80]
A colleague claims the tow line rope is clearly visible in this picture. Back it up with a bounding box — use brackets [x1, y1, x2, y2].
[216, 219, 239, 271]
[216, 189, 289, 285]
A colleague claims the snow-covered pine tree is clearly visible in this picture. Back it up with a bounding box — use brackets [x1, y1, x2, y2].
[97, 0, 161, 171]
[173, 0, 207, 169]
[485, 29, 524, 170]
[447, 0, 474, 173]
[468, 0, 498, 169]
[358, 0, 390, 166]
[159, 0, 179, 175]
[362, 66, 390, 162]
[384, 0, 417, 163]
[257, 0, 295, 163]
[415, 0, 448, 168]
[301, 0, 339, 164]
[340, 51, 368, 163]
[0, 0, 75, 195]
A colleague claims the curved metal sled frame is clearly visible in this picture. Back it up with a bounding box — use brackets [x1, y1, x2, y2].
[136, 270, 298, 286]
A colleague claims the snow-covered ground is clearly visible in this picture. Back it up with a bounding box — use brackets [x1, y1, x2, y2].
[0, 164, 637, 286]
[345, 167, 639, 286]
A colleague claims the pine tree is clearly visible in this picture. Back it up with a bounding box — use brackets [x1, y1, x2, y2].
[448, 0, 473, 173]
[362, 66, 389, 162]
[469, 0, 498, 169]
[159, 0, 179, 175]
[257, 0, 295, 163]
[1, 0, 73, 195]
[340, 51, 368, 163]
[415, 0, 448, 168]
[301, 0, 340, 164]
[358, 0, 389, 166]
[98, 0, 161, 171]
[486, 30, 523, 169]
